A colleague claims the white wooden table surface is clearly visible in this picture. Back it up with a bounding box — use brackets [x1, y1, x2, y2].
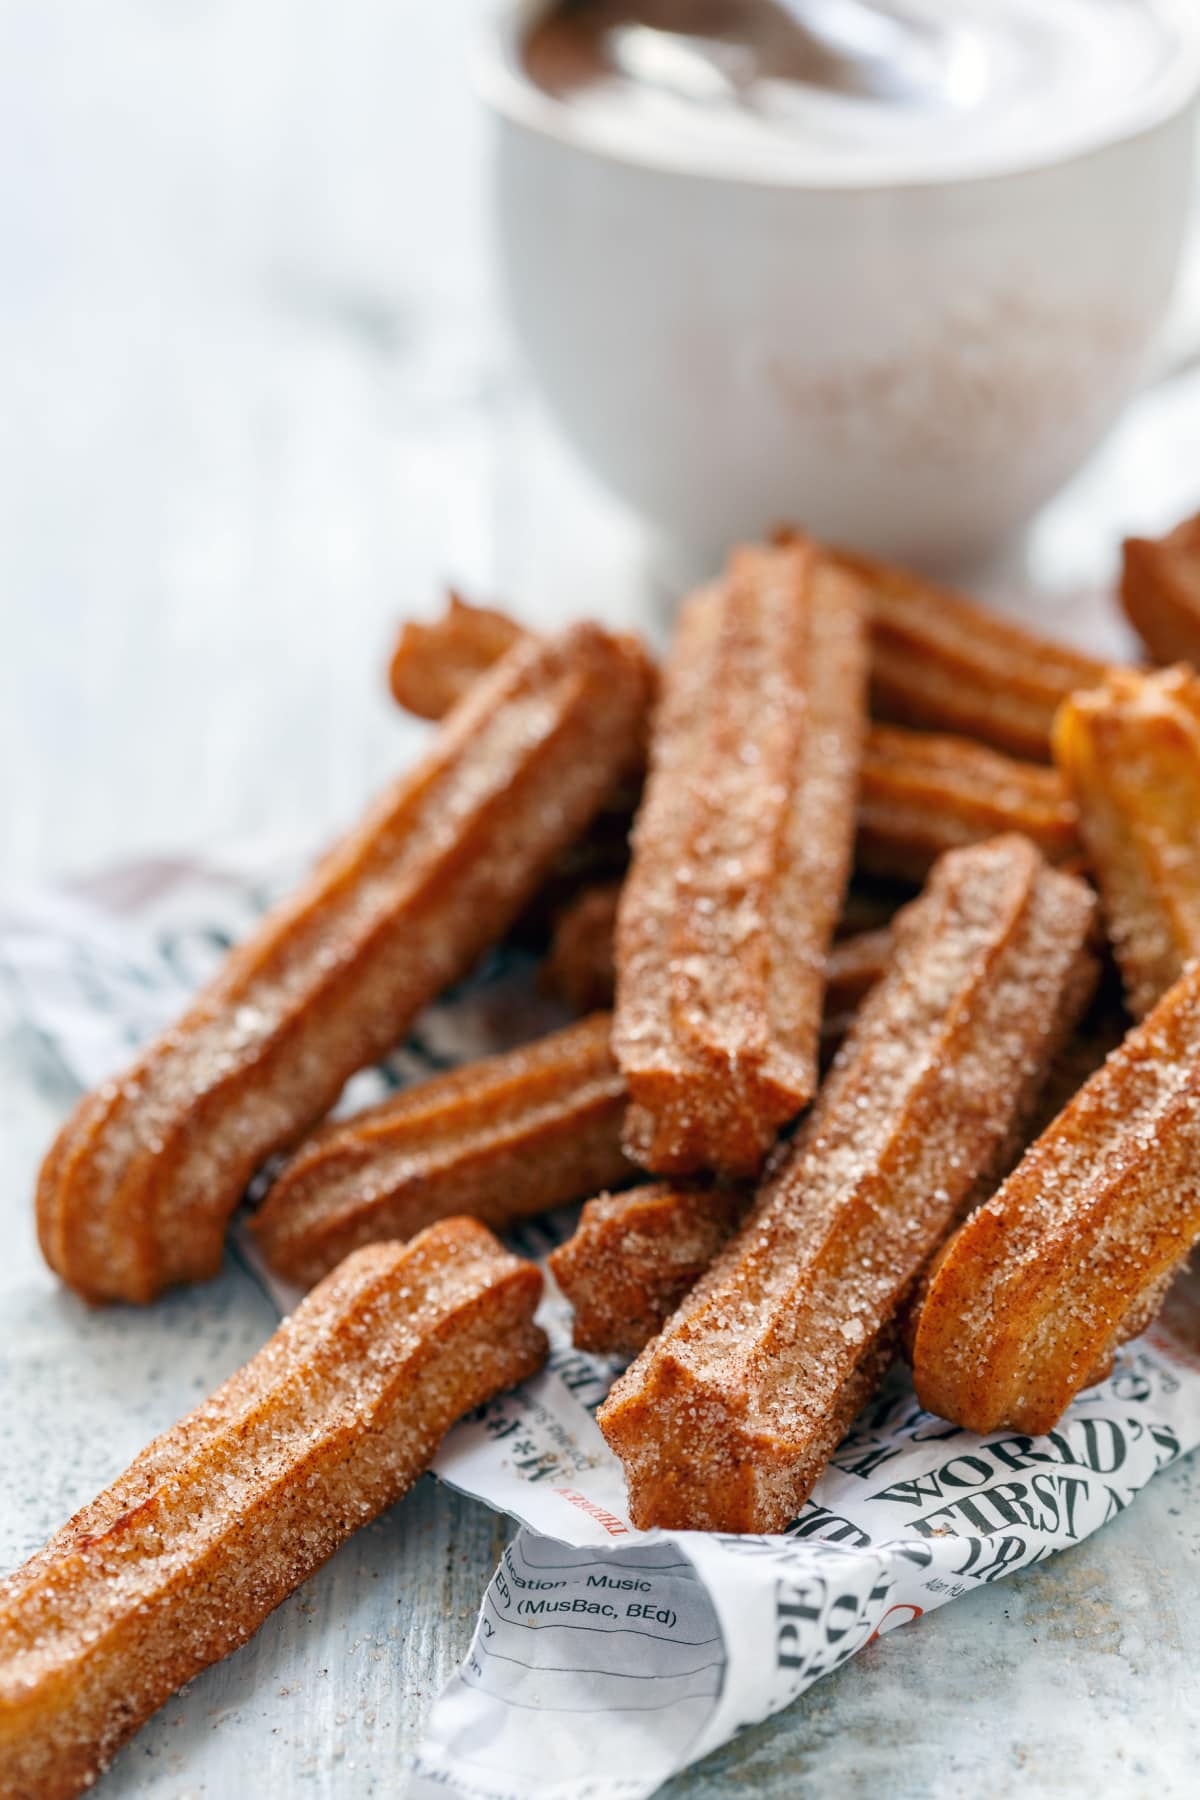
[4, 4, 1200, 1794]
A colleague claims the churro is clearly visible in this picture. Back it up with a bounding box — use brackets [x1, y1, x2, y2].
[389, 591, 525, 719]
[546, 891, 892, 1032]
[37, 624, 653, 1303]
[548, 1182, 746, 1359]
[911, 962, 1200, 1435]
[387, 597, 640, 943]
[384, 592, 1085, 897]
[858, 723, 1080, 883]
[599, 837, 1096, 1533]
[388, 570, 1107, 770]
[1121, 512, 1200, 666]
[898, 993, 1128, 1362]
[544, 880, 622, 1013]
[0, 1221, 545, 1800]
[253, 1013, 633, 1289]
[840, 548, 1108, 762]
[1053, 664, 1200, 1018]
[614, 539, 868, 1177]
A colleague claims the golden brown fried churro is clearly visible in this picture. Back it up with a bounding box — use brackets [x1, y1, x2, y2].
[386, 594, 1086, 896]
[548, 1182, 747, 1359]
[898, 995, 1129, 1363]
[389, 591, 525, 719]
[840, 549, 1109, 762]
[911, 962, 1200, 1436]
[0, 1221, 545, 1800]
[543, 880, 622, 1013]
[1121, 513, 1200, 666]
[253, 1013, 633, 1289]
[1053, 664, 1200, 1019]
[389, 570, 1107, 769]
[545, 890, 893, 1031]
[386, 598, 641, 942]
[37, 625, 653, 1304]
[857, 723, 1080, 883]
[614, 539, 869, 1178]
[598, 837, 1097, 1533]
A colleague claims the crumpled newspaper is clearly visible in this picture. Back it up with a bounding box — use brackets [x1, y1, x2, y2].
[3, 851, 1198, 1800]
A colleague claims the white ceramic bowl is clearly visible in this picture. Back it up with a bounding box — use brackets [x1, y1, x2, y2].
[477, 2, 1200, 574]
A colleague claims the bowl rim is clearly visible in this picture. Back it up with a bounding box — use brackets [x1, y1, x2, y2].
[475, 0, 1200, 192]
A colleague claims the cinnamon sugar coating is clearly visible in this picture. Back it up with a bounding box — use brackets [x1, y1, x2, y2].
[1121, 513, 1200, 665]
[858, 723, 1080, 883]
[549, 1182, 747, 1359]
[1054, 665, 1200, 1019]
[254, 1013, 633, 1289]
[899, 998, 1128, 1362]
[613, 541, 869, 1178]
[598, 837, 1097, 1533]
[0, 1222, 546, 1800]
[546, 890, 893, 1034]
[36, 624, 654, 1303]
[387, 565, 1107, 771]
[840, 548, 1108, 762]
[387, 599, 641, 941]
[911, 963, 1200, 1435]
[384, 584, 1090, 897]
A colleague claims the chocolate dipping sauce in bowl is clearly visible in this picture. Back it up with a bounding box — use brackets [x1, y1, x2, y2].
[476, 1, 1200, 575]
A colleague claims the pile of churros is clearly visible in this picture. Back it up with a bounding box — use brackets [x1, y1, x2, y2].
[7, 511, 1200, 1797]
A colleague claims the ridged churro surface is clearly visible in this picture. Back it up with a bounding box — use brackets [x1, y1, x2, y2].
[546, 892, 893, 1035]
[254, 1014, 632, 1288]
[37, 625, 652, 1303]
[614, 541, 868, 1177]
[858, 723, 1079, 883]
[842, 549, 1107, 761]
[599, 837, 1096, 1533]
[0, 1222, 545, 1800]
[912, 964, 1200, 1435]
[549, 1182, 745, 1359]
[1054, 664, 1200, 1019]
[386, 560, 1107, 772]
